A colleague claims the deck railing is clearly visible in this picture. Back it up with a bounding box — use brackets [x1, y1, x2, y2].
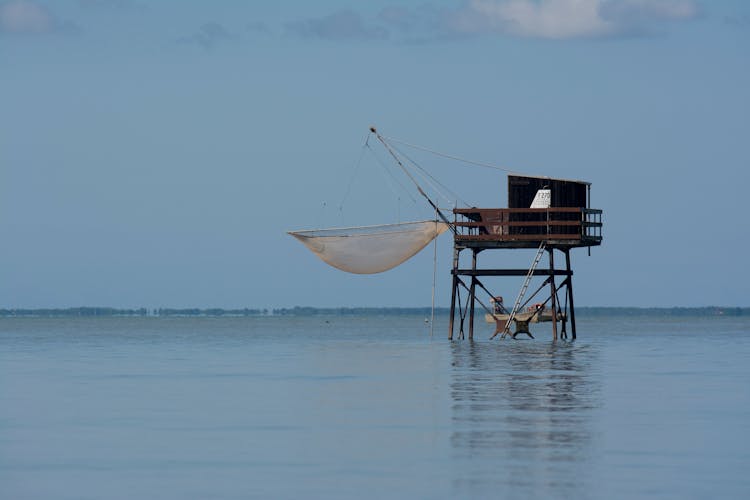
[453, 207, 602, 244]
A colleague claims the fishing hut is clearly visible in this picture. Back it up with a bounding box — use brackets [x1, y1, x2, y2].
[448, 175, 602, 340]
[289, 127, 602, 341]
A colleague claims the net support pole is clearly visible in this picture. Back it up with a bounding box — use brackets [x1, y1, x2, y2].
[448, 246, 460, 340]
[430, 220, 438, 339]
[370, 127, 455, 233]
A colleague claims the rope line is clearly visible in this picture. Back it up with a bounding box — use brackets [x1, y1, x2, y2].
[365, 143, 419, 205]
[370, 129, 456, 233]
[383, 135, 524, 174]
[338, 139, 369, 214]
[391, 143, 470, 207]
[390, 143, 452, 199]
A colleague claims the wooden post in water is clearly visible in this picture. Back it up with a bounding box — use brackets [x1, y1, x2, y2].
[448, 247, 460, 340]
[565, 248, 577, 340]
[549, 248, 558, 340]
[468, 250, 477, 340]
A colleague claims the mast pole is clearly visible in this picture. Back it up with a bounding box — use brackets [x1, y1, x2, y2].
[370, 127, 455, 233]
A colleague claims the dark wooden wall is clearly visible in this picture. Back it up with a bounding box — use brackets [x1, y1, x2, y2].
[508, 175, 588, 209]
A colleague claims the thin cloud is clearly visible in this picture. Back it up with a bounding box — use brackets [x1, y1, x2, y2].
[454, 0, 611, 38]
[445, 0, 699, 39]
[0, 0, 51, 34]
[0, 0, 80, 35]
[600, 0, 698, 32]
[295, 1, 699, 44]
[247, 21, 272, 35]
[286, 9, 388, 41]
[377, 5, 465, 43]
[724, 13, 750, 29]
[178, 22, 234, 50]
[78, 0, 146, 11]
[378, 5, 446, 36]
[379, 6, 418, 31]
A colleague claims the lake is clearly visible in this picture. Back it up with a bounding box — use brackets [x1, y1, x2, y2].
[1, 314, 749, 499]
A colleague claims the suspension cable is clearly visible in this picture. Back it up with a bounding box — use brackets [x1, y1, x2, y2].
[391, 142, 471, 207]
[370, 127, 456, 233]
[383, 135, 524, 174]
[338, 137, 369, 213]
[364, 142, 418, 205]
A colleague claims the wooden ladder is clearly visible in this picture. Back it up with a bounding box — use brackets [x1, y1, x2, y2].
[500, 242, 546, 338]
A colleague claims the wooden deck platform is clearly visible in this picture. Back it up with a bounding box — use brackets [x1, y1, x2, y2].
[453, 207, 602, 249]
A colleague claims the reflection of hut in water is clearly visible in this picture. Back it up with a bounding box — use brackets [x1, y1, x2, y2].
[448, 342, 600, 493]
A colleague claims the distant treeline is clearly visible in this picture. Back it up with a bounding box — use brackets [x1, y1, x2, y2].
[271, 306, 750, 317]
[271, 306, 446, 316]
[575, 307, 749, 317]
[0, 307, 267, 318]
[0, 307, 151, 317]
[1, 306, 748, 318]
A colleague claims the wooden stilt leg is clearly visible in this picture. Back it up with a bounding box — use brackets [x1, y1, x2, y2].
[468, 250, 477, 340]
[448, 247, 459, 340]
[549, 248, 558, 340]
[565, 249, 577, 340]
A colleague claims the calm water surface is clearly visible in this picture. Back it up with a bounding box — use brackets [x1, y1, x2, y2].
[1, 315, 749, 499]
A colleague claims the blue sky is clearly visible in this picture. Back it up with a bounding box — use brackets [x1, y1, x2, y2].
[1, 0, 748, 309]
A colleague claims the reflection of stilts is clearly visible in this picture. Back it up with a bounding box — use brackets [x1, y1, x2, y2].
[449, 340, 598, 484]
[447, 177, 602, 341]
